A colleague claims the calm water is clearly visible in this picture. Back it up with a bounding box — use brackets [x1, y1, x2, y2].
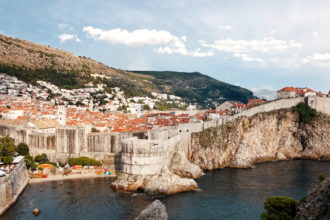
[2, 160, 330, 220]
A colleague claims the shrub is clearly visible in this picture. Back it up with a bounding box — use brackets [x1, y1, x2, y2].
[24, 155, 37, 169]
[318, 173, 326, 183]
[2, 156, 13, 164]
[68, 157, 101, 166]
[16, 143, 29, 156]
[0, 136, 16, 157]
[261, 196, 299, 220]
[91, 127, 99, 132]
[292, 102, 317, 124]
[34, 153, 48, 163]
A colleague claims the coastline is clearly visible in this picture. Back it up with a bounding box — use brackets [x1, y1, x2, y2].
[0, 176, 30, 216]
[29, 173, 116, 184]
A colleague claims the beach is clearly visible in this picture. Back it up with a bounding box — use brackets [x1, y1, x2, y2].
[29, 172, 115, 184]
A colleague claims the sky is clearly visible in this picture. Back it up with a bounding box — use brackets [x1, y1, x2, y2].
[0, 0, 329, 93]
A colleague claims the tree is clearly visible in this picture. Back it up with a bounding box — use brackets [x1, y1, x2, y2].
[292, 103, 317, 124]
[143, 104, 151, 111]
[34, 153, 48, 163]
[2, 156, 13, 164]
[0, 136, 16, 157]
[261, 196, 299, 220]
[91, 127, 99, 132]
[16, 143, 29, 156]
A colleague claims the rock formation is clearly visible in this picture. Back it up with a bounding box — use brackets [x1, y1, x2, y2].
[295, 178, 330, 219]
[112, 168, 198, 196]
[190, 109, 330, 170]
[135, 200, 168, 220]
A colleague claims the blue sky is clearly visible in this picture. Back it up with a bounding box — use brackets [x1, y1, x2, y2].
[0, 0, 329, 92]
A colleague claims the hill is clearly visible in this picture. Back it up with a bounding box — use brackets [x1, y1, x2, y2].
[131, 71, 254, 106]
[0, 34, 254, 107]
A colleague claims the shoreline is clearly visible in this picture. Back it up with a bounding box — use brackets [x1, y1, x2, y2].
[29, 173, 116, 184]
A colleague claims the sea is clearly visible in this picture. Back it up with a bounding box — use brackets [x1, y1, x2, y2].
[2, 160, 330, 220]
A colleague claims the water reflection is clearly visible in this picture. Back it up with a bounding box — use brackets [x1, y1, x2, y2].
[3, 160, 330, 220]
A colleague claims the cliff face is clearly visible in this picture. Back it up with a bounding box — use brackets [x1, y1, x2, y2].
[295, 178, 330, 219]
[190, 109, 330, 170]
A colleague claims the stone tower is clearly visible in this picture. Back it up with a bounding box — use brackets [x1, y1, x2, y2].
[56, 105, 66, 126]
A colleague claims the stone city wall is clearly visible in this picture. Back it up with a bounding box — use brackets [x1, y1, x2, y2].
[0, 159, 29, 216]
[0, 96, 328, 173]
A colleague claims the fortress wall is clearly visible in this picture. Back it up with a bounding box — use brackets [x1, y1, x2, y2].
[0, 124, 28, 144]
[148, 129, 168, 140]
[178, 123, 203, 133]
[0, 159, 29, 216]
[121, 137, 167, 175]
[87, 133, 111, 152]
[307, 96, 330, 115]
[232, 97, 304, 119]
[28, 133, 56, 151]
[55, 127, 85, 154]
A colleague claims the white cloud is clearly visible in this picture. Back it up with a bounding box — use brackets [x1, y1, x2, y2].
[58, 33, 81, 43]
[83, 26, 178, 46]
[301, 53, 330, 66]
[201, 37, 302, 54]
[217, 25, 233, 30]
[83, 26, 213, 57]
[58, 23, 69, 29]
[312, 32, 319, 39]
[233, 53, 264, 63]
[189, 48, 214, 57]
[58, 33, 74, 43]
[58, 23, 74, 31]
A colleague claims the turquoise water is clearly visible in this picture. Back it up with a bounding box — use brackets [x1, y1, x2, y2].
[2, 160, 330, 220]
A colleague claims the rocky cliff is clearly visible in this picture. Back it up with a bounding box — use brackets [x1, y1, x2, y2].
[135, 200, 168, 220]
[112, 107, 330, 196]
[190, 109, 330, 170]
[295, 178, 330, 219]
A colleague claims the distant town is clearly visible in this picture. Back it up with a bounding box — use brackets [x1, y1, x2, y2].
[0, 73, 329, 133]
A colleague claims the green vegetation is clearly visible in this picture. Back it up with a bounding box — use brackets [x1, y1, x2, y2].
[318, 173, 326, 183]
[132, 71, 255, 107]
[91, 127, 100, 132]
[16, 143, 29, 156]
[292, 102, 317, 124]
[68, 157, 101, 166]
[0, 136, 16, 163]
[34, 153, 49, 163]
[0, 34, 255, 107]
[0, 63, 90, 90]
[154, 101, 187, 111]
[261, 196, 299, 220]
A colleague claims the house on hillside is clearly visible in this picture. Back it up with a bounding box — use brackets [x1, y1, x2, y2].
[247, 99, 265, 106]
[216, 101, 242, 111]
[277, 87, 316, 99]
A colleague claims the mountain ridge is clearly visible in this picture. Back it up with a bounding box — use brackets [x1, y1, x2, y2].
[0, 33, 255, 106]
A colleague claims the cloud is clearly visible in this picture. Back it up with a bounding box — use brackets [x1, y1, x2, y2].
[189, 48, 214, 57]
[58, 23, 69, 29]
[201, 37, 302, 54]
[217, 25, 233, 30]
[312, 32, 319, 39]
[58, 33, 81, 43]
[83, 26, 177, 46]
[199, 37, 302, 63]
[83, 26, 213, 57]
[58, 23, 74, 30]
[233, 53, 264, 63]
[301, 53, 330, 66]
